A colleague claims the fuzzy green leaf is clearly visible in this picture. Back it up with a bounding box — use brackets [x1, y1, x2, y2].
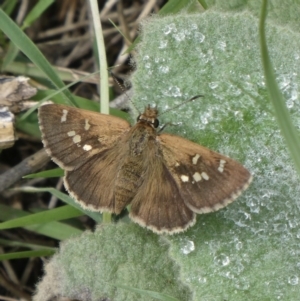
[130, 9, 300, 301]
[33, 224, 191, 301]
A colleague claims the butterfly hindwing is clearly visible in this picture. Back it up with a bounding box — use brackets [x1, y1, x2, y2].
[64, 136, 131, 213]
[38, 104, 130, 170]
[159, 133, 252, 214]
[129, 137, 196, 234]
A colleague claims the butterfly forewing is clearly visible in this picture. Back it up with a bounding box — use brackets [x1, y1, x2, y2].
[159, 134, 252, 213]
[38, 104, 130, 170]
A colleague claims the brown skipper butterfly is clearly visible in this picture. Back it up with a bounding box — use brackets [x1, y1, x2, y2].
[38, 102, 252, 234]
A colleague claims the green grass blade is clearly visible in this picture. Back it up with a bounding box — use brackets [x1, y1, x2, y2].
[198, 0, 208, 9]
[89, 0, 109, 114]
[0, 238, 55, 251]
[28, 221, 82, 240]
[0, 205, 82, 230]
[0, 249, 55, 261]
[0, 8, 75, 106]
[15, 187, 103, 223]
[1, 42, 19, 69]
[2, 0, 55, 68]
[259, 0, 300, 174]
[0, 204, 32, 221]
[0, 204, 82, 240]
[24, 168, 64, 179]
[22, 0, 55, 30]
[1, 0, 18, 15]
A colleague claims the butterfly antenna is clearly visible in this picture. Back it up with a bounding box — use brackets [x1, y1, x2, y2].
[108, 69, 140, 114]
[159, 94, 204, 116]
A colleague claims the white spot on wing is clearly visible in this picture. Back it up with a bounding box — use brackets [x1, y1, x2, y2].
[193, 172, 202, 182]
[192, 154, 200, 165]
[73, 135, 81, 143]
[67, 131, 76, 137]
[83, 144, 92, 151]
[84, 119, 91, 131]
[61, 109, 68, 122]
[201, 172, 209, 180]
[181, 175, 189, 182]
[175, 162, 180, 167]
[218, 159, 227, 173]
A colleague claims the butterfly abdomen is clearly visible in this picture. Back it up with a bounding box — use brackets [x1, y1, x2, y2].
[113, 158, 144, 214]
[113, 123, 157, 213]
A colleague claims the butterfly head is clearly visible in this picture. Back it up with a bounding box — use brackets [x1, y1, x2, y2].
[137, 105, 159, 128]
